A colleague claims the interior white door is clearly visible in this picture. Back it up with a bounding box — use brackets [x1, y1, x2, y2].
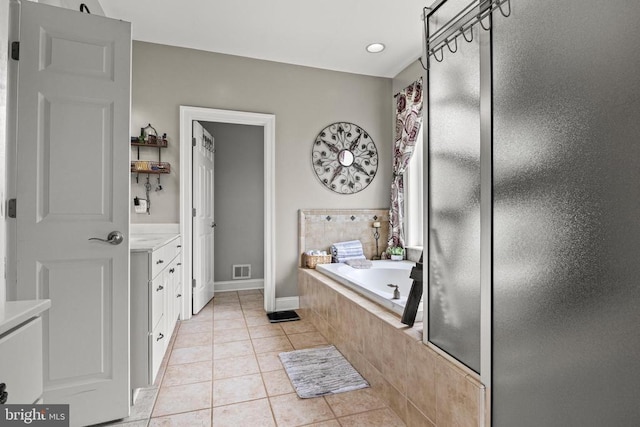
[14, 2, 131, 425]
[192, 121, 215, 314]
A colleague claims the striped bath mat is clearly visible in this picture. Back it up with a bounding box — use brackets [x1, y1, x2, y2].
[279, 345, 369, 398]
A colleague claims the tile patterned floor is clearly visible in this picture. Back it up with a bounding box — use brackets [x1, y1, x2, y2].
[102, 290, 406, 427]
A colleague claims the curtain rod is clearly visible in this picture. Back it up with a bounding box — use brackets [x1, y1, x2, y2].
[394, 78, 423, 98]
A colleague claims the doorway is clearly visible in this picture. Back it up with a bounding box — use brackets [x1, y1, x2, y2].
[179, 106, 276, 320]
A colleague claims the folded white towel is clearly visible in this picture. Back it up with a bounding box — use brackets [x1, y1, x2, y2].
[331, 240, 365, 263]
[335, 255, 367, 264]
[345, 259, 372, 269]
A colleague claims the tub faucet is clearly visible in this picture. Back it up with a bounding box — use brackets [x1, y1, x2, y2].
[387, 284, 400, 300]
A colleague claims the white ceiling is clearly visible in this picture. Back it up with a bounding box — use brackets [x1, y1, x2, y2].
[101, 0, 428, 78]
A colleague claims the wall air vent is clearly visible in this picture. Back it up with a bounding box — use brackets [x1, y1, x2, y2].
[233, 264, 251, 280]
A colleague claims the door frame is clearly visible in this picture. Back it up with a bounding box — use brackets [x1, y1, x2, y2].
[179, 106, 276, 319]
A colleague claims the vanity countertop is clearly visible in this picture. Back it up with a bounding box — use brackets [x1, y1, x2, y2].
[0, 300, 51, 336]
[130, 233, 180, 252]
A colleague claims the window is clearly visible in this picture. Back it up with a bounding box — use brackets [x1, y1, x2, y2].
[405, 126, 424, 248]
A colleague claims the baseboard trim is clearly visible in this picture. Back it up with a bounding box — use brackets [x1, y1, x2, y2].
[215, 279, 264, 292]
[212, 282, 299, 312]
[275, 297, 299, 312]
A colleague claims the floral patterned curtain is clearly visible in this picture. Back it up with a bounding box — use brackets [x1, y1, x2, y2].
[388, 78, 424, 249]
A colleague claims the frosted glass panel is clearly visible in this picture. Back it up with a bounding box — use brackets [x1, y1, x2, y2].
[428, 11, 480, 372]
[493, 0, 640, 425]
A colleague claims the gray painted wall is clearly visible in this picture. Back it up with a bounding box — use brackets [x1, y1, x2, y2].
[201, 122, 264, 283]
[392, 59, 424, 95]
[130, 42, 392, 297]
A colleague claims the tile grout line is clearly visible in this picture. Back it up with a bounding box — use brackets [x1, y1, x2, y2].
[144, 292, 401, 427]
[147, 318, 180, 423]
[150, 298, 217, 424]
[211, 294, 222, 418]
[240, 293, 284, 426]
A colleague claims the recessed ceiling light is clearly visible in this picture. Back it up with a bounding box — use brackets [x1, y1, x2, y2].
[366, 43, 385, 53]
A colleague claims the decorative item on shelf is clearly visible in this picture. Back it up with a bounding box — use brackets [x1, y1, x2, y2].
[140, 123, 156, 144]
[387, 246, 405, 261]
[372, 221, 381, 260]
[130, 161, 171, 174]
[312, 122, 378, 194]
[132, 124, 167, 147]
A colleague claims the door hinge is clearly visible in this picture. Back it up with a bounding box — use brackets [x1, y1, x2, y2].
[192, 137, 196, 147]
[7, 199, 16, 218]
[10, 42, 19, 61]
[192, 279, 196, 288]
[192, 208, 196, 217]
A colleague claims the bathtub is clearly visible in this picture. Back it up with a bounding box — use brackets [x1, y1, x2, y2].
[316, 260, 423, 319]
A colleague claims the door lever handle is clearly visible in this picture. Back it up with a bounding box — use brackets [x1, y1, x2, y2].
[89, 231, 124, 245]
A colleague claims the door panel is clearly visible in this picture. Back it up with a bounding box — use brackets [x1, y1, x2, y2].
[39, 259, 112, 383]
[39, 96, 113, 219]
[192, 121, 215, 314]
[44, 35, 114, 80]
[14, 2, 130, 425]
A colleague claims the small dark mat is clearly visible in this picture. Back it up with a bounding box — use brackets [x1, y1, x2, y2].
[267, 310, 300, 323]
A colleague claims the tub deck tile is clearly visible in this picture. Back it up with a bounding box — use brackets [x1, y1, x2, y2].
[298, 268, 486, 427]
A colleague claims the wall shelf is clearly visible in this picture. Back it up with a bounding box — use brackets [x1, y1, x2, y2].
[131, 140, 168, 148]
[131, 161, 171, 175]
[130, 132, 171, 180]
[131, 124, 170, 214]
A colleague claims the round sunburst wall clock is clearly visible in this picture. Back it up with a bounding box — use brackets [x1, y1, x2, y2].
[311, 122, 378, 194]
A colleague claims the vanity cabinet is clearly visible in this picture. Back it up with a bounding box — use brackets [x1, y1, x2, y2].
[0, 300, 50, 404]
[131, 234, 182, 391]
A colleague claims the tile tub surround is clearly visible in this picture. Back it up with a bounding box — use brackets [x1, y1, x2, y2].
[299, 268, 486, 427]
[299, 209, 390, 264]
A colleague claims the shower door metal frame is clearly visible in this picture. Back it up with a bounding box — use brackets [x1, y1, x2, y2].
[423, 0, 494, 414]
[478, 11, 493, 411]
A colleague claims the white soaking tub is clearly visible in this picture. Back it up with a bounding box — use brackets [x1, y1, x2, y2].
[316, 260, 422, 318]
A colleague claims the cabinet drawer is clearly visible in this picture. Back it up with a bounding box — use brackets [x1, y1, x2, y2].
[165, 237, 182, 264]
[150, 319, 167, 384]
[0, 317, 43, 404]
[151, 276, 166, 329]
[151, 245, 168, 279]
[173, 288, 182, 322]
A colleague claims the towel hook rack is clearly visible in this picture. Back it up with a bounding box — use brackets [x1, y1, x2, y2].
[432, 48, 445, 62]
[418, 56, 429, 70]
[460, 25, 474, 43]
[445, 37, 458, 53]
[477, 13, 492, 31]
[421, 0, 512, 66]
[498, 0, 511, 17]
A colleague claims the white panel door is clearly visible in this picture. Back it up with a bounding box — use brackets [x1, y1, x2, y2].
[14, 2, 131, 425]
[192, 121, 215, 314]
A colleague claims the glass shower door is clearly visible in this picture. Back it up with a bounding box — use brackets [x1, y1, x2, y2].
[427, 0, 481, 373]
